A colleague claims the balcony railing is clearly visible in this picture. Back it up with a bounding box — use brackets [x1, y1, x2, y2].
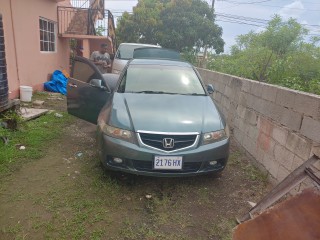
[57, 7, 114, 36]
[70, 0, 104, 9]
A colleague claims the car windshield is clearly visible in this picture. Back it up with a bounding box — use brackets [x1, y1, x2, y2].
[116, 45, 157, 60]
[119, 64, 206, 95]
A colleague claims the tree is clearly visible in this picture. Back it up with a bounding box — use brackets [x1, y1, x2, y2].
[208, 15, 320, 95]
[116, 0, 224, 53]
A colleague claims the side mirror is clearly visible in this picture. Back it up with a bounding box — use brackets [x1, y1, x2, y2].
[207, 84, 215, 94]
[90, 79, 102, 87]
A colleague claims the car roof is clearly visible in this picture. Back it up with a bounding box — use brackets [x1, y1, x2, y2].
[129, 58, 193, 68]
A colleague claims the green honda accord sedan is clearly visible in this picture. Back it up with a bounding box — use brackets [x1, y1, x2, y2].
[67, 55, 229, 177]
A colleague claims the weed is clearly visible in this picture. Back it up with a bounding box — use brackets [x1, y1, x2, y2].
[228, 150, 242, 166]
[209, 218, 237, 240]
[90, 229, 104, 240]
[0, 112, 73, 174]
[244, 164, 269, 184]
[2, 223, 22, 234]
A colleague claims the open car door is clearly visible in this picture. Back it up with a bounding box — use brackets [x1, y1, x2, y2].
[67, 56, 112, 124]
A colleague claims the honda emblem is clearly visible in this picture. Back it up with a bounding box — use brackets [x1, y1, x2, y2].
[163, 138, 174, 149]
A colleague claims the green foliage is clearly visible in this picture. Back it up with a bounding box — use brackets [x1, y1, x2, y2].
[0, 109, 23, 131]
[95, 26, 106, 36]
[181, 49, 198, 65]
[116, 0, 224, 53]
[209, 15, 320, 95]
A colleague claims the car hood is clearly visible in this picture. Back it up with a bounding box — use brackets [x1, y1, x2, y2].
[108, 93, 223, 133]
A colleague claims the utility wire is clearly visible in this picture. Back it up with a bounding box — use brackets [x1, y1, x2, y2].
[221, 0, 320, 11]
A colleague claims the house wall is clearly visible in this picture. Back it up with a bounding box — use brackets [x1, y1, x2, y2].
[197, 68, 320, 186]
[0, 0, 70, 99]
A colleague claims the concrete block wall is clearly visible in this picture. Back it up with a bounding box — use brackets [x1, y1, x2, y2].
[198, 68, 320, 184]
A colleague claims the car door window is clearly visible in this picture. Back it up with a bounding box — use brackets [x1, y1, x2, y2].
[73, 60, 99, 83]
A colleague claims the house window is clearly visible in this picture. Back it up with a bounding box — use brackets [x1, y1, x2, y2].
[39, 18, 56, 52]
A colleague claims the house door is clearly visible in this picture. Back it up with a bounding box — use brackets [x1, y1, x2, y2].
[0, 14, 8, 111]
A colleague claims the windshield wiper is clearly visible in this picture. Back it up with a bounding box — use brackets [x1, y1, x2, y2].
[128, 90, 166, 94]
[178, 93, 206, 96]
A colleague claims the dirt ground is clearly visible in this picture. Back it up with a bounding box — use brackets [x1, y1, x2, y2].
[0, 94, 271, 240]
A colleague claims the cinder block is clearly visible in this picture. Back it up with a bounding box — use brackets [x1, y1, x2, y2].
[263, 154, 279, 179]
[248, 125, 259, 141]
[215, 72, 224, 83]
[254, 98, 268, 115]
[212, 91, 220, 103]
[233, 127, 244, 143]
[221, 107, 228, 118]
[224, 85, 233, 98]
[257, 131, 276, 155]
[243, 134, 256, 154]
[230, 77, 242, 91]
[242, 122, 251, 136]
[246, 94, 260, 110]
[220, 74, 232, 86]
[236, 105, 246, 119]
[250, 82, 264, 97]
[285, 132, 312, 160]
[239, 92, 248, 107]
[251, 98, 264, 114]
[272, 125, 288, 145]
[214, 82, 226, 93]
[279, 108, 303, 131]
[230, 88, 241, 102]
[228, 101, 237, 114]
[277, 165, 290, 182]
[234, 117, 241, 129]
[221, 96, 230, 109]
[262, 101, 283, 122]
[312, 145, 320, 158]
[261, 84, 278, 102]
[237, 117, 245, 131]
[313, 159, 320, 171]
[257, 116, 274, 136]
[291, 155, 305, 171]
[293, 93, 320, 118]
[253, 145, 265, 164]
[274, 144, 294, 171]
[244, 109, 258, 126]
[275, 88, 297, 109]
[241, 80, 252, 93]
[300, 116, 320, 143]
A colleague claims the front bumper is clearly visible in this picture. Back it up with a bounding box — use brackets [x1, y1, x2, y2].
[97, 130, 230, 177]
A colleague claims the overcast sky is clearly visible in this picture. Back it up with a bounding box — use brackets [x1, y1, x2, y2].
[105, 0, 320, 53]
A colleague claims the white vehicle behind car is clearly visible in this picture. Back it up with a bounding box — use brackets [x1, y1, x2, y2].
[111, 43, 160, 74]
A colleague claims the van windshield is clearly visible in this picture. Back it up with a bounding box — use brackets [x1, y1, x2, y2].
[115, 45, 158, 60]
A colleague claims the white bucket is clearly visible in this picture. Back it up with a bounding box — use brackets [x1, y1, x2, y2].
[20, 86, 33, 102]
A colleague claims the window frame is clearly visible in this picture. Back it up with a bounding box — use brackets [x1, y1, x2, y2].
[39, 17, 56, 53]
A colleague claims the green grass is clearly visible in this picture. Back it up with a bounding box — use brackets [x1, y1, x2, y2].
[0, 112, 73, 174]
[244, 164, 268, 182]
[0, 108, 270, 239]
[209, 218, 237, 240]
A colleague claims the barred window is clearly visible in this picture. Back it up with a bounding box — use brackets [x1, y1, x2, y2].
[39, 18, 56, 52]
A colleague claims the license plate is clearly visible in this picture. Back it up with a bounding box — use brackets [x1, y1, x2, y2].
[154, 156, 183, 170]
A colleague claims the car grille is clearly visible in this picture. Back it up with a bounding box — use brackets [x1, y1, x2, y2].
[132, 160, 202, 173]
[138, 132, 198, 151]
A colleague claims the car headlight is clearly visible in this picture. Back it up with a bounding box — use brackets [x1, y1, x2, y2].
[202, 126, 229, 145]
[99, 121, 135, 143]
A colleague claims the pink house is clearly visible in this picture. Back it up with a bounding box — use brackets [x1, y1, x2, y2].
[0, 0, 115, 111]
